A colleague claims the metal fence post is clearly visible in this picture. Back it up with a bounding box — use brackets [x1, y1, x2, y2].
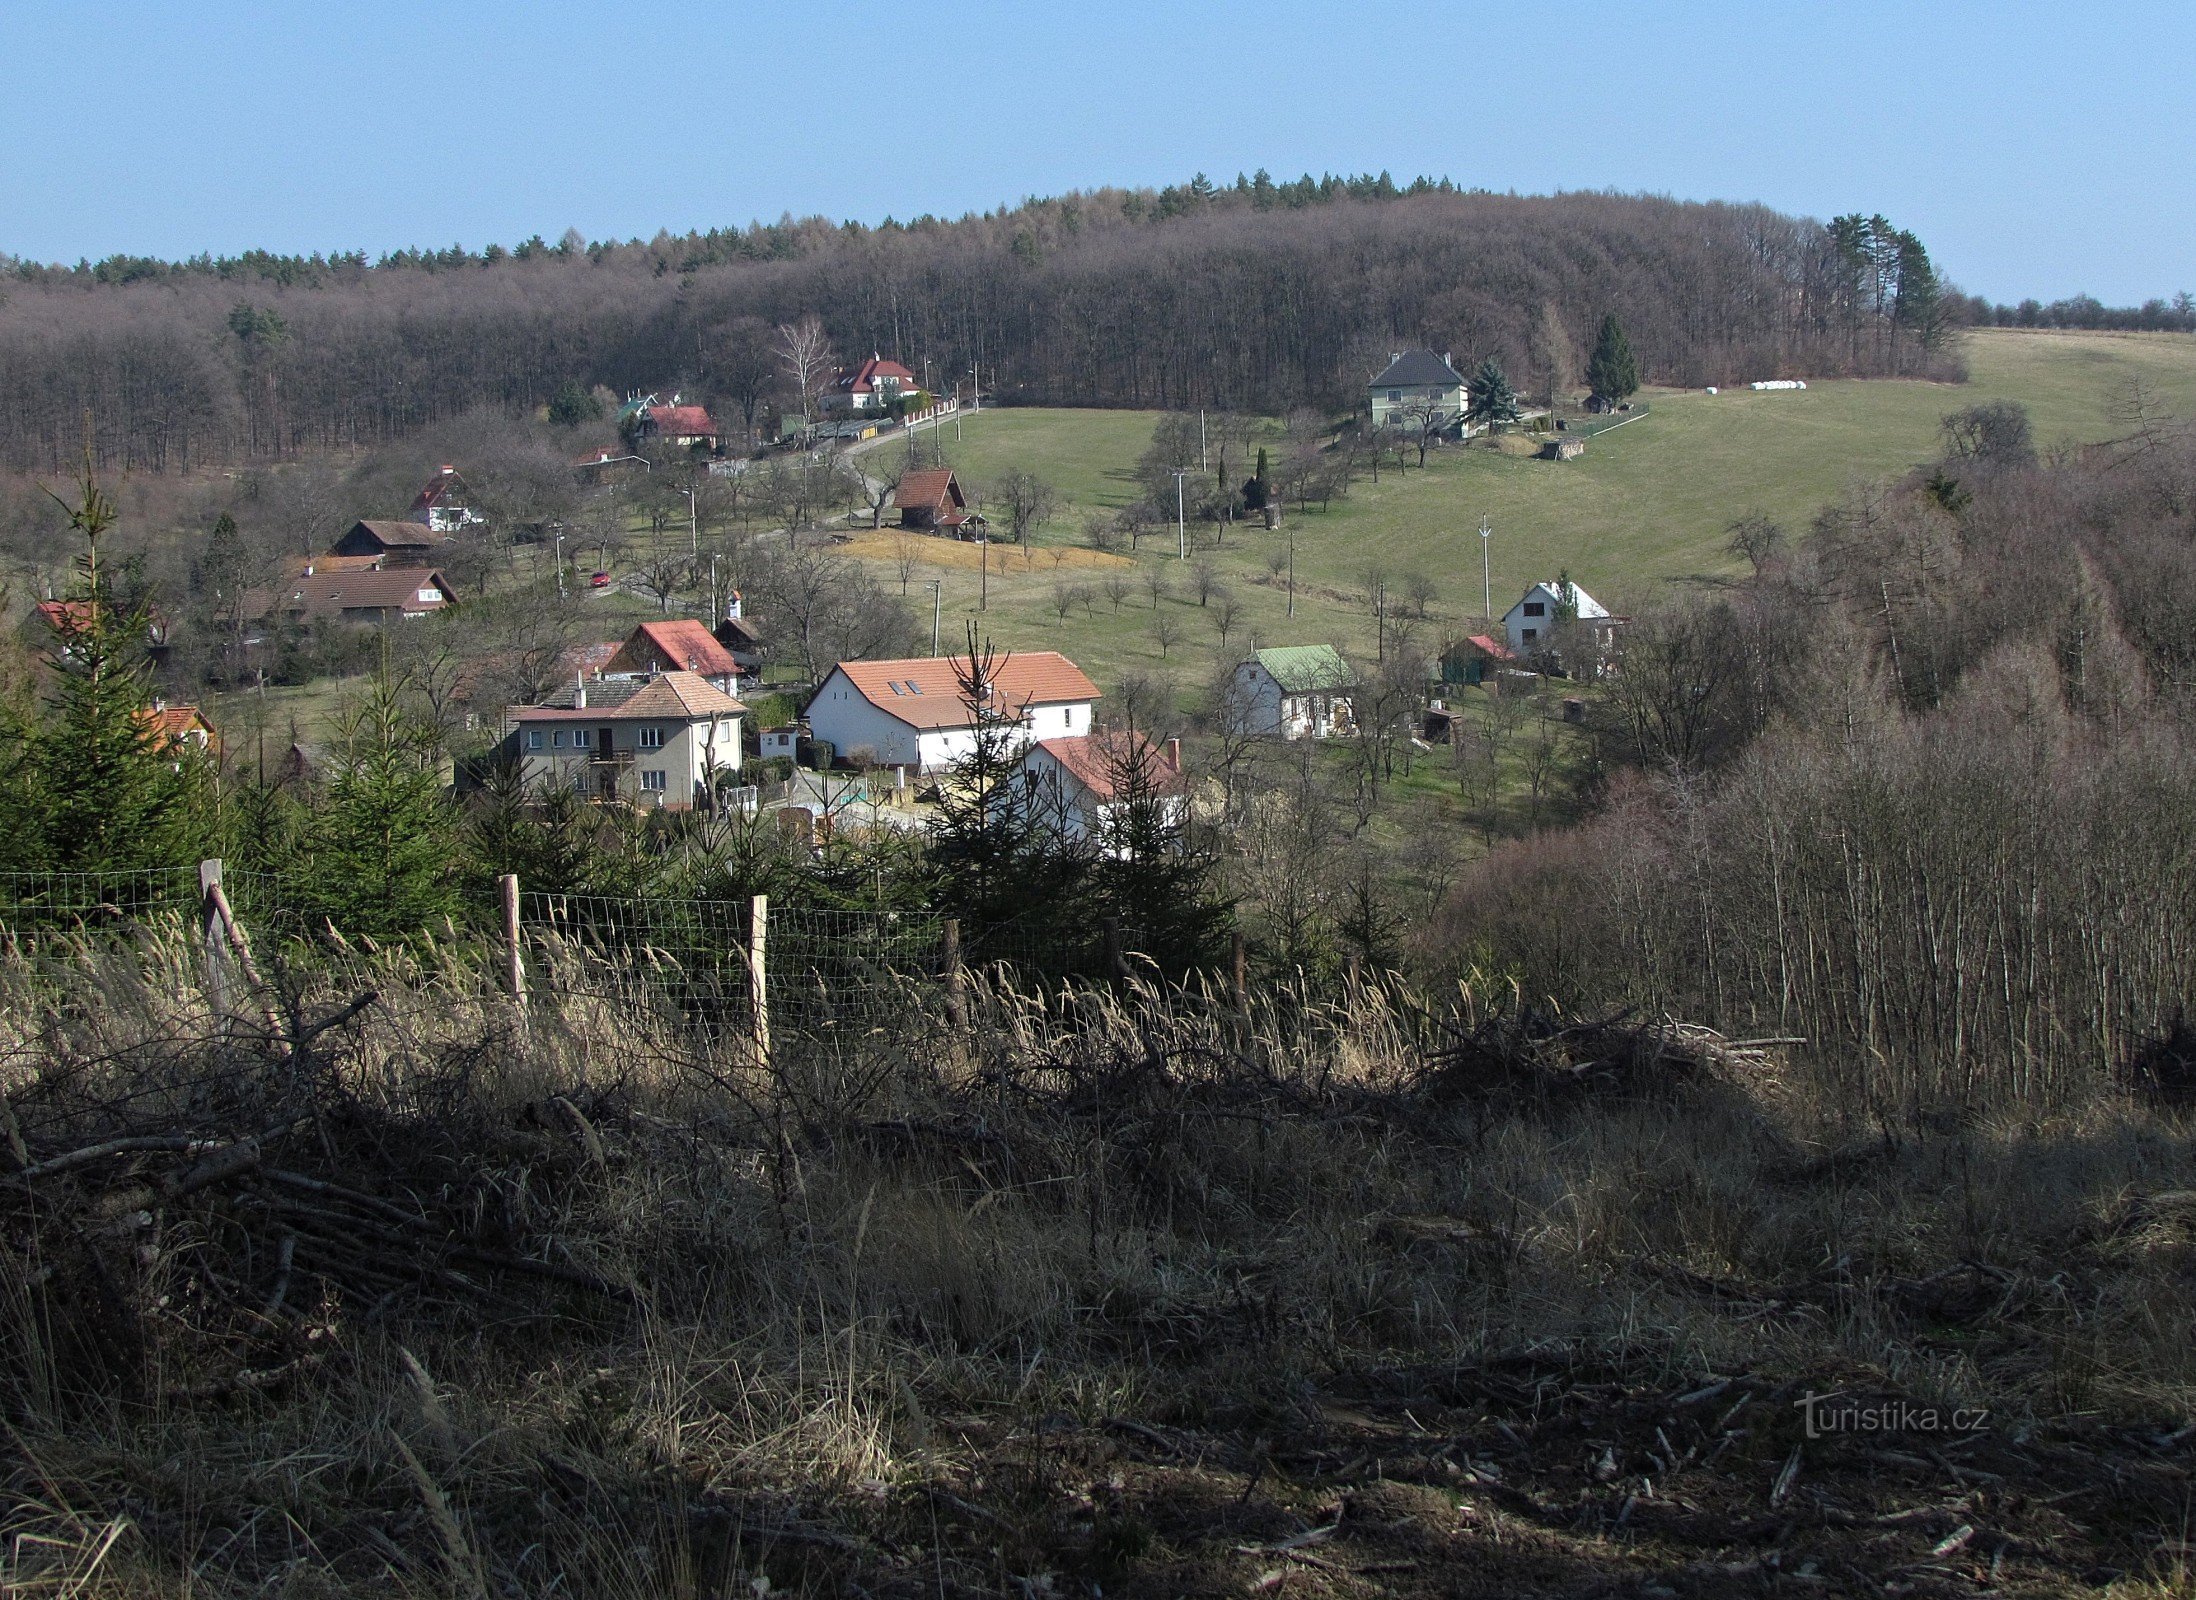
[500, 874, 524, 1003]
[748, 894, 770, 1067]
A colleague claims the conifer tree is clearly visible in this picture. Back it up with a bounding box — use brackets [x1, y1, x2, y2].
[16, 458, 212, 885]
[1466, 358, 1522, 435]
[1585, 313, 1640, 410]
[303, 672, 461, 943]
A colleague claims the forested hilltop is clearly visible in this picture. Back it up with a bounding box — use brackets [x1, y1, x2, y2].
[1, 178, 1963, 473]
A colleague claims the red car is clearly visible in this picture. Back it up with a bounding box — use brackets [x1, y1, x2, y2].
[589, 570, 612, 589]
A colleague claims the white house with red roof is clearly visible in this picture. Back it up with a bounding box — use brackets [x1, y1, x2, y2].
[1018, 732, 1186, 844]
[806, 651, 1099, 771]
[508, 670, 746, 808]
[823, 355, 918, 415]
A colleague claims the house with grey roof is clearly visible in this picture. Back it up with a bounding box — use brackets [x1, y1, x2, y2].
[1229, 645, 1358, 740]
[1368, 350, 1468, 431]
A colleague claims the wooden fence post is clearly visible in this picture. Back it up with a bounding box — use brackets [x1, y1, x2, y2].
[500, 874, 524, 1003]
[198, 858, 228, 1018]
[1229, 921, 1247, 1022]
[942, 917, 966, 1032]
[1103, 917, 1124, 983]
[748, 894, 770, 1067]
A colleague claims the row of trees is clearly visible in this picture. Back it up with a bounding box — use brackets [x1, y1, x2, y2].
[0, 189, 1964, 474]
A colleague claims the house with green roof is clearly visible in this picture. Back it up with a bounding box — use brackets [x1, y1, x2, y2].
[1229, 645, 1358, 739]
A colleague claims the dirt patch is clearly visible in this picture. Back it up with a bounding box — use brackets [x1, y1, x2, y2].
[837, 530, 1133, 573]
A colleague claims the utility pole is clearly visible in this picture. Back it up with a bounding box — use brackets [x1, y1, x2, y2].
[1479, 514, 1492, 621]
[553, 528, 567, 601]
[1286, 521, 1297, 619]
[1171, 468, 1191, 560]
[709, 552, 720, 621]
[677, 485, 697, 555]
[978, 536, 989, 612]
[1199, 409, 1208, 471]
[926, 578, 943, 655]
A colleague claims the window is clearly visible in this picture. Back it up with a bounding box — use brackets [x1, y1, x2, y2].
[573, 729, 591, 749]
[638, 726, 664, 749]
[640, 769, 667, 793]
[1522, 627, 1539, 641]
[552, 730, 567, 749]
[526, 730, 543, 751]
[1523, 602, 1546, 617]
[1388, 389, 1402, 403]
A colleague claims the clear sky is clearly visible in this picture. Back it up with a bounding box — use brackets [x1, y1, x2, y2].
[5, 0, 2189, 304]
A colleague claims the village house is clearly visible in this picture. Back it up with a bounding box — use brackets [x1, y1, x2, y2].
[805, 651, 1099, 772]
[1368, 350, 1468, 431]
[1229, 646, 1357, 740]
[1501, 579, 1617, 655]
[407, 466, 485, 533]
[601, 617, 745, 694]
[823, 355, 918, 415]
[1436, 633, 1516, 688]
[635, 400, 720, 452]
[136, 702, 217, 757]
[25, 599, 172, 665]
[257, 566, 457, 625]
[1018, 732, 1187, 845]
[507, 670, 745, 809]
[712, 592, 765, 675]
[327, 519, 450, 567]
[891, 468, 986, 537]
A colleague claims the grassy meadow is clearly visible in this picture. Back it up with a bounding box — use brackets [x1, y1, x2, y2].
[873, 330, 2196, 692]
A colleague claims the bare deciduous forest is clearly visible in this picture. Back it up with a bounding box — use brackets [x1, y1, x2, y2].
[0, 181, 1960, 473]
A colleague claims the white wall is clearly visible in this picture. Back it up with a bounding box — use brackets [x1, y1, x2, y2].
[808, 667, 1093, 771]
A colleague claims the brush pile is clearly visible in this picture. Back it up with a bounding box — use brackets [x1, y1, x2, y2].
[1417, 1000, 1787, 1107]
[0, 981, 631, 1414]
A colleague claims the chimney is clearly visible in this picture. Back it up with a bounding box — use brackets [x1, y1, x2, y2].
[725, 589, 743, 621]
[574, 671, 586, 710]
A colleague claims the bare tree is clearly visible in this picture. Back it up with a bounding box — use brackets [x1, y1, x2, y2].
[1141, 565, 1172, 608]
[991, 469, 1060, 546]
[1725, 512, 1786, 576]
[774, 315, 835, 418]
[1151, 610, 1183, 659]
[1191, 556, 1222, 607]
[1210, 588, 1244, 648]
[1103, 571, 1131, 612]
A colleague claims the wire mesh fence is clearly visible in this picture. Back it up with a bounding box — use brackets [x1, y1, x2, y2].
[0, 866, 200, 939]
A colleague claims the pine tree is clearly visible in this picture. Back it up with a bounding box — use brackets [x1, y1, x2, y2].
[1585, 313, 1640, 410]
[20, 460, 213, 885]
[1088, 734, 1230, 975]
[1466, 358, 1523, 435]
[302, 673, 461, 943]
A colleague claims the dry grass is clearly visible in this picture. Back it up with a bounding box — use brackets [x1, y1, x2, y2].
[4, 936, 2196, 1595]
[835, 529, 1133, 575]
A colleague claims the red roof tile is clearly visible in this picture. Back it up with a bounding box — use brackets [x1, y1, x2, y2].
[893, 469, 963, 512]
[838, 356, 916, 395]
[645, 404, 718, 437]
[1032, 733, 1183, 802]
[604, 619, 742, 680]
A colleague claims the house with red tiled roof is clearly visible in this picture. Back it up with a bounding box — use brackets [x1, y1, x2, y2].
[601, 618, 744, 693]
[805, 651, 1099, 771]
[1436, 633, 1516, 688]
[507, 670, 747, 808]
[1019, 732, 1186, 844]
[892, 469, 986, 537]
[24, 598, 172, 665]
[408, 466, 485, 533]
[636, 402, 720, 451]
[823, 355, 918, 415]
[136, 702, 218, 757]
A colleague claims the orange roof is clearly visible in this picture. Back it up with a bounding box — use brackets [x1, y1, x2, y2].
[645, 404, 718, 437]
[839, 355, 916, 394]
[1033, 733, 1183, 802]
[604, 619, 742, 680]
[829, 651, 1100, 731]
[136, 704, 216, 751]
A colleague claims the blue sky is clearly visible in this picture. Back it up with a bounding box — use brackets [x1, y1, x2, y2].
[5, 0, 2189, 304]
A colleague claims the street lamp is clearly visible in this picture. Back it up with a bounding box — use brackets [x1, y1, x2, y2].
[675, 486, 698, 555]
[1479, 514, 1493, 621]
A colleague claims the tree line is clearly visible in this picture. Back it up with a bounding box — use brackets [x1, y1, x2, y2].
[1, 183, 1964, 475]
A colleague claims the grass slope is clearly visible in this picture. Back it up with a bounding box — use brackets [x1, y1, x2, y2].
[884, 330, 2196, 692]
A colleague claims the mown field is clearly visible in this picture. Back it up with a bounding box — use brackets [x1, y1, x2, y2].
[877, 330, 2196, 692]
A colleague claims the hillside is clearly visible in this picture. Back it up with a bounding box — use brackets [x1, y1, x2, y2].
[875, 330, 2196, 688]
[1, 185, 1949, 475]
